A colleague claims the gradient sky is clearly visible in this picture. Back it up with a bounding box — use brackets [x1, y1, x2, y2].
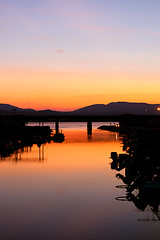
[1, 0, 160, 110]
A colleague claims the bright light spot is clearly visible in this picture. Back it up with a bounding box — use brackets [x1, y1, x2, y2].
[157, 108, 160, 111]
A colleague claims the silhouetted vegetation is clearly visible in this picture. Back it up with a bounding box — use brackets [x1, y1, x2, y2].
[0, 117, 65, 159]
[110, 129, 160, 221]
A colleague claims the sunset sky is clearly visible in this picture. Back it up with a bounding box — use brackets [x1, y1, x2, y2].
[1, 0, 160, 110]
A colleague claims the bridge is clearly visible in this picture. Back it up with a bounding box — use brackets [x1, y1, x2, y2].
[24, 115, 120, 135]
[1, 114, 160, 136]
[24, 114, 160, 130]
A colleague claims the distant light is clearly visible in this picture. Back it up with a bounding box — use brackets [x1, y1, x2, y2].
[157, 108, 160, 111]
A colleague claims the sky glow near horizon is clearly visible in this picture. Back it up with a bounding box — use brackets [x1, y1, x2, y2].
[1, 0, 160, 110]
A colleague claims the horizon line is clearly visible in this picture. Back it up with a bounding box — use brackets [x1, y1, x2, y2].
[1, 101, 160, 112]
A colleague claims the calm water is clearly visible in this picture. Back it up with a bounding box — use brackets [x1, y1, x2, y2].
[0, 123, 160, 240]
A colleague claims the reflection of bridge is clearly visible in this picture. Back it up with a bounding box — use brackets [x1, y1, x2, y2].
[25, 115, 120, 135]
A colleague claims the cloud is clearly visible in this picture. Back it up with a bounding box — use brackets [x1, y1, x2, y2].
[71, 24, 160, 37]
[71, 25, 113, 31]
[56, 49, 65, 54]
[143, 30, 160, 36]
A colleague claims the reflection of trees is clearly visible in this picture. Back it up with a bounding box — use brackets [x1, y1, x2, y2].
[0, 138, 47, 162]
[0, 120, 65, 161]
[1, 144, 45, 163]
[110, 130, 160, 221]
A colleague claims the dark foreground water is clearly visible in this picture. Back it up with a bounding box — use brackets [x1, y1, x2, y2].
[0, 123, 160, 240]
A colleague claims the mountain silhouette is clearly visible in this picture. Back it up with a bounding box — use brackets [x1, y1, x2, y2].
[74, 102, 159, 115]
[0, 102, 160, 116]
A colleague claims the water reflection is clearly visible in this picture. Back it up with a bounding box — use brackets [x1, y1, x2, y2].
[0, 137, 48, 161]
[0, 128, 124, 240]
[0, 144, 46, 163]
[1, 125, 160, 239]
[0, 127, 65, 161]
[111, 130, 160, 221]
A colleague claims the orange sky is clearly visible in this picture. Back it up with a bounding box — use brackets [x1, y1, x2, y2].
[1, 0, 160, 110]
[1, 67, 160, 110]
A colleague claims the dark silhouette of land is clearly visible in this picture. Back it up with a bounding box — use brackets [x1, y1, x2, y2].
[1, 102, 160, 116]
[1, 101, 160, 138]
[1, 101, 160, 158]
[111, 130, 160, 221]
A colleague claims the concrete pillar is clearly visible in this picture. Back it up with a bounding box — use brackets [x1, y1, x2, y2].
[87, 121, 92, 135]
[55, 120, 59, 134]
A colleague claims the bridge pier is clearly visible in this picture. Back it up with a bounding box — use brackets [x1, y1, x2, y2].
[55, 120, 59, 134]
[87, 121, 92, 135]
[39, 121, 44, 127]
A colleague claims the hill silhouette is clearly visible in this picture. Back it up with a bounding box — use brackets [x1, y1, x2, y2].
[0, 102, 160, 116]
